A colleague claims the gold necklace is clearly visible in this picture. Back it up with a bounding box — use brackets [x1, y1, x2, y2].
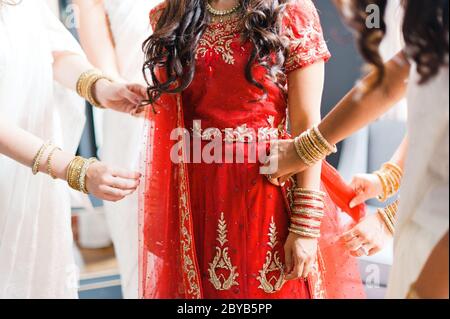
[206, 1, 241, 17]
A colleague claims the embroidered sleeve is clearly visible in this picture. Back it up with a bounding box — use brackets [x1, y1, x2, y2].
[283, 0, 331, 73]
[149, 1, 167, 31]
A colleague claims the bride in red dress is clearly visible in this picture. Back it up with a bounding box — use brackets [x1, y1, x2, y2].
[139, 0, 366, 299]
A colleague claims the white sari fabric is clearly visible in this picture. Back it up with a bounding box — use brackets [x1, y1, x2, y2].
[0, 0, 85, 298]
[387, 65, 449, 298]
[98, 0, 157, 299]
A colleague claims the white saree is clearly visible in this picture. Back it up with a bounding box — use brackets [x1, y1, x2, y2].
[0, 0, 85, 298]
[98, 0, 157, 299]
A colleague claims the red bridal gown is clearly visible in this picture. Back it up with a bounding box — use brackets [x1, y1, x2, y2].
[140, 0, 366, 299]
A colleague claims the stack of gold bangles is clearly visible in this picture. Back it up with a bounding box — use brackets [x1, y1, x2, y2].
[66, 156, 99, 194]
[289, 188, 325, 238]
[76, 69, 112, 109]
[374, 162, 403, 202]
[31, 142, 98, 194]
[377, 200, 399, 235]
[294, 126, 337, 166]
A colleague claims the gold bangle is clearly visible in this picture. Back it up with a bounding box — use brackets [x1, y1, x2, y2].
[66, 156, 86, 192]
[32, 141, 51, 175]
[292, 208, 325, 219]
[377, 208, 395, 234]
[76, 69, 112, 109]
[293, 199, 325, 209]
[293, 188, 326, 197]
[300, 132, 322, 163]
[304, 132, 326, 162]
[375, 171, 389, 202]
[46, 146, 62, 179]
[294, 135, 315, 166]
[79, 158, 98, 194]
[312, 126, 337, 154]
[291, 217, 322, 228]
[289, 226, 321, 239]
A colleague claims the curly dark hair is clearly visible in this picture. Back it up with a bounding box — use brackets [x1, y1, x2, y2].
[142, 0, 292, 104]
[335, 0, 449, 86]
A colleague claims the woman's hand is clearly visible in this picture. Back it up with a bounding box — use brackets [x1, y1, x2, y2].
[284, 233, 318, 280]
[94, 79, 148, 114]
[341, 213, 392, 257]
[349, 173, 383, 208]
[263, 139, 309, 183]
[85, 161, 141, 202]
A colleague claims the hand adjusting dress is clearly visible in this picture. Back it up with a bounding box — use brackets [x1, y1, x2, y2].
[140, 0, 366, 299]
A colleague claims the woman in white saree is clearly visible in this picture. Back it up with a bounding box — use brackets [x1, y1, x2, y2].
[0, 0, 145, 298]
[75, 0, 158, 299]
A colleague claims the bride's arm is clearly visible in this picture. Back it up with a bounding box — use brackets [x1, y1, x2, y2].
[0, 117, 140, 202]
[284, 61, 326, 280]
[73, 0, 122, 80]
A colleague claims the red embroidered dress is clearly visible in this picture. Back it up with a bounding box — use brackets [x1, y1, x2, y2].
[140, 0, 366, 299]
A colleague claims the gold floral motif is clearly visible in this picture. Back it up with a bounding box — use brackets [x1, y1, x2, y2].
[177, 95, 202, 299]
[307, 251, 326, 299]
[208, 212, 239, 291]
[196, 20, 241, 65]
[257, 217, 286, 294]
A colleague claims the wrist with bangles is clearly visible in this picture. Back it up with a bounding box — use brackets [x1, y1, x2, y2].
[31, 142, 98, 194]
[377, 199, 400, 235]
[374, 162, 403, 202]
[289, 188, 325, 239]
[76, 69, 113, 109]
[293, 126, 337, 167]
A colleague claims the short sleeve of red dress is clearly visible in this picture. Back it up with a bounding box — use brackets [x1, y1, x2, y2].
[149, 1, 166, 31]
[283, 0, 331, 73]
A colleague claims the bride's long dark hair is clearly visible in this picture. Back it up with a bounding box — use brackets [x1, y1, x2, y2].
[335, 0, 449, 86]
[143, 0, 291, 104]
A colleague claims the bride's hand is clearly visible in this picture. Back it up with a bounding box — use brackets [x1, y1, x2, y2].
[85, 162, 141, 202]
[341, 213, 392, 257]
[284, 233, 318, 280]
[349, 173, 383, 208]
[94, 79, 148, 114]
[262, 139, 309, 184]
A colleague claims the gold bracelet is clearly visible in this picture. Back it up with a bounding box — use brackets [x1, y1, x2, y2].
[377, 208, 395, 235]
[79, 158, 98, 194]
[66, 156, 86, 192]
[375, 171, 389, 202]
[375, 162, 404, 202]
[312, 126, 338, 154]
[293, 188, 326, 197]
[76, 69, 112, 109]
[289, 226, 321, 239]
[294, 135, 315, 166]
[46, 146, 62, 179]
[292, 209, 325, 219]
[293, 199, 325, 209]
[291, 217, 322, 228]
[32, 141, 51, 175]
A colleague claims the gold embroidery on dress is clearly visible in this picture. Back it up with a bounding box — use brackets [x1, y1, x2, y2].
[208, 212, 239, 290]
[177, 95, 202, 299]
[257, 217, 286, 293]
[196, 20, 241, 65]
